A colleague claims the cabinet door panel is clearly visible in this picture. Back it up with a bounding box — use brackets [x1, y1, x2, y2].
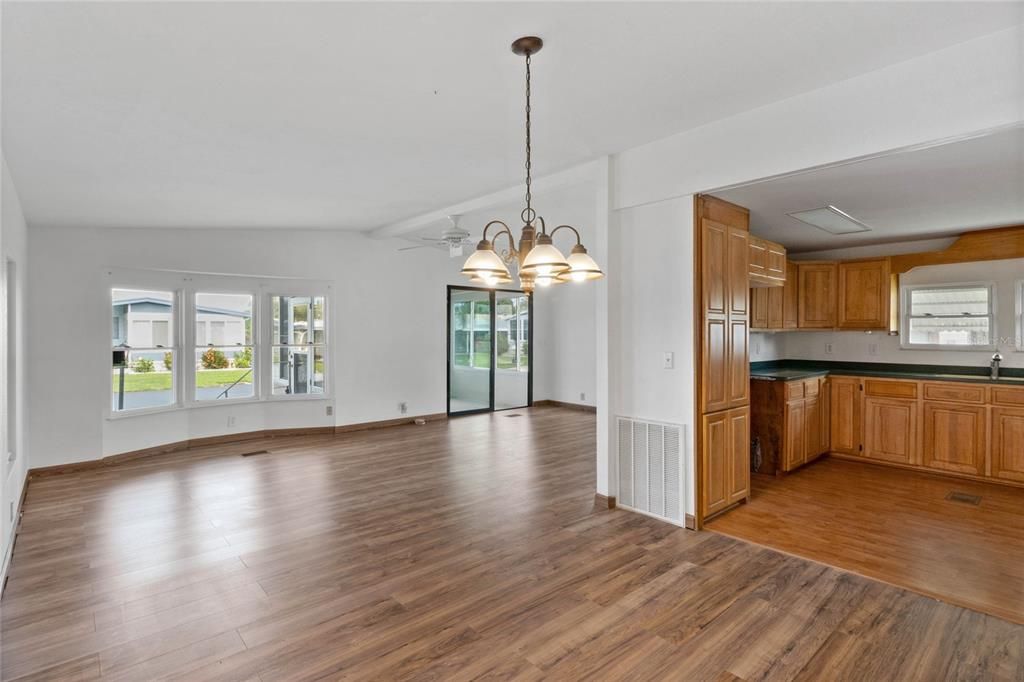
[702, 220, 728, 316]
[783, 261, 799, 329]
[830, 377, 861, 455]
[819, 379, 831, 455]
[837, 259, 889, 329]
[766, 243, 787, 280]
[727, 407, 750, 504]
[751, 288, 769, 330]
[783, 400, 805, 471]
[703, 317, 728, 413]
[767, 286, 784, 329]
[728, 319, 749, 408]
[798, 263, 837, 328]
[804, 397, 822, 462]
[864, 398, 918, 465]
[991, 407, 1024, 483]
[748, 237, 766, 278]
[728, 227, 750, 317]
[922, 402, 985, 476]
[702, 412, 730, 517]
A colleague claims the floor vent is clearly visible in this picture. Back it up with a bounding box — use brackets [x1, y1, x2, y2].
[240, 450, 270, 457]
[946, 491, 981, 506]
[504, 414, 523, 418]
[616, 417, 684, 525]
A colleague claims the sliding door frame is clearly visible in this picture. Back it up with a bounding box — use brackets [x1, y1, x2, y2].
[446, 285, 533, 416]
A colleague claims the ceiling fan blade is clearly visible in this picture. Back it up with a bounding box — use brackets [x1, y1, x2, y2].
[398, 245, 429, 252]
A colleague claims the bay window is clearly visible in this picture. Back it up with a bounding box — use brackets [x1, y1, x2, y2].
[111, 288, 177, 412]
[194, 292, 254, 401]
[271, 295, 326, 396]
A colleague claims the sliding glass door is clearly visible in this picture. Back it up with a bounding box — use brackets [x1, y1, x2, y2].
[448, 286, 531, 415]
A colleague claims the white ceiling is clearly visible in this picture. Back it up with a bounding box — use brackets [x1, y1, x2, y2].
[713, 126, 1024, 253]
[3, 2, 1021, 230]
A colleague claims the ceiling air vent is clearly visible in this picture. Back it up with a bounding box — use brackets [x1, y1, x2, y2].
[787, 205, 872, 235]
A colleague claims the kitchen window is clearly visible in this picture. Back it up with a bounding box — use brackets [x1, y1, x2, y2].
[901, 283, 995, 350]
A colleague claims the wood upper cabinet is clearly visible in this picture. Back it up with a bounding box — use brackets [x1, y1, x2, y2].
[991, 407, 1024, 483]
[702, 406, 750, 518]
[751, 288, 769, 330]
[922, 402, 986, 476]
[863, 396, 918, 466]
[837, 259, 890, 330]
[749, 236, 786, 287]
[797, 262, 837, 328]
[728, 227, 750, 317]
[701, 221, 749, 413]
[830, 376, 862, 455]
[783, 261, 799, 329]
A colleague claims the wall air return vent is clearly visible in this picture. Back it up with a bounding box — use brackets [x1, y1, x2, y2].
[616, 417, 685, 525]
[787, 205, 872, 235]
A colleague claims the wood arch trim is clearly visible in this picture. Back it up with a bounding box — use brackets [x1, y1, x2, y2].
[890, 225, 1024, 274]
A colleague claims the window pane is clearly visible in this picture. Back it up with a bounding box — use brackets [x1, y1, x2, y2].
[272, 295, 324, 345]
[908, 317, 990, 346]
[112, 350, 175, 411]
[112, 288, 174, 348]
[909, 287, 989, 317]
[272, 346, 325, 395]
[195, 347, 254, 400]
[196, 293, 252, 345]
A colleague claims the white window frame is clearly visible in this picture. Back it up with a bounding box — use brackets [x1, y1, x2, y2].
[190, 290, 260, 406]
[108, 285, 183, 419]
[106, 269, 331, 419]
[900, 281, 997, 351]
[267, 294, 329, 401]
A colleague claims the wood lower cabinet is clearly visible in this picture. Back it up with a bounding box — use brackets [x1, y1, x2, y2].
[922, 402, 986, 476]
[863, 397, 918, 465]
[783, 398, 805, 471]
[991, 407, 1024, 483]
[751, 376, 827, 473]
[702, 406, 750, 518]
[829, 376, 862, 455]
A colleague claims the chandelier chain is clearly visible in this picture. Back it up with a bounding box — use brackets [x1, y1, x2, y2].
[524, 52, 533, 223]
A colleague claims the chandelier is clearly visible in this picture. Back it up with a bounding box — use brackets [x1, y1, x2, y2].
[461, 36, 603, 293]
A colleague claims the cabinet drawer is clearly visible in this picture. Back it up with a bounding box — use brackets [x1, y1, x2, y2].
[992, 385, 1024, 408]
[922, 382, 986, 404]
[804, 378, 820, 397]
[785, 381, 804, 400]
[864, 379, 918, 400]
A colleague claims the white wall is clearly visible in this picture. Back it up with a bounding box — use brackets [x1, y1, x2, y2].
[1, 157, 30, 577]
[26, 227, 485, 468]
[783, 258, 1024, 368]
[750, 332, 785, 362]
[610, 196, 695, 513]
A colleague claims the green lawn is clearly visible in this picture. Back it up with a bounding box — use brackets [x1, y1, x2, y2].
[454, 351, 529, 370]
[113, 369, 252, 392]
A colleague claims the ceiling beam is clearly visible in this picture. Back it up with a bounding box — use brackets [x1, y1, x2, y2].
[366, 161, 598, 239]
[890, 224, 1024, 274]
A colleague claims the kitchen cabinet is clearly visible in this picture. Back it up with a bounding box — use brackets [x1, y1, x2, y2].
[751, 376, 828, 473]
[862, 379, 919, 466]
[991, 407, 1024, 483]
[749, 236, 786, 287]
[797, 262, 837, 328]
[783, 261, 799, 329]
[922, 402, 986, 476]
[837, 258, 890, 330]
[702, 406, 750, 518]
[750, 259, 792, 331]
[697, 195, 751, 523]
[829, 376, 861, 455]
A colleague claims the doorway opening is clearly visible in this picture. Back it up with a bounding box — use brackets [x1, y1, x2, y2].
[447, 286, 532, 415]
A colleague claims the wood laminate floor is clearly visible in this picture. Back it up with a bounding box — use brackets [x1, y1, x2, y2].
[2, 408, 1021, 681]
[708, 457, 1024, 626]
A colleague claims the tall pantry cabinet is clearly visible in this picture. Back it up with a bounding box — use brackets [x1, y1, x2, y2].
[696, 195, 751, 521]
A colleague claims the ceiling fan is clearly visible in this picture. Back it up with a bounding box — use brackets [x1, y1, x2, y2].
[398, 215, 473, 257]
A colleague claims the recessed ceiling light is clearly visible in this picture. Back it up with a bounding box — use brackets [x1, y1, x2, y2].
[787, 205, 872, 235]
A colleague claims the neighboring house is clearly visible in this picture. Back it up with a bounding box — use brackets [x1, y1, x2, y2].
[112, 295, 249, 348]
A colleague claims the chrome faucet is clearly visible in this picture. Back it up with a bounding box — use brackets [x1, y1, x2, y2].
[991, 352, 1003, 380]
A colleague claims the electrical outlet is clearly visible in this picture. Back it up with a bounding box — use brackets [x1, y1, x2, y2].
[9, 502, 13, 523]
[753, 337, 762, 355]
[399, 402, 408, 414]
[580, 392, 586, 402]
[825, 343, 834, 355]
[326, 405, 333, 417]
[868, 342, 879, 357]
[663, 352, 674, 370]
[227, 415, 236, 428]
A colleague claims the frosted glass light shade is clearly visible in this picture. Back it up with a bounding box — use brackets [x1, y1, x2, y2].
[461, 241, 512, 281]
[520, 234, 569, 275]
[557, 244, 604, 282]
